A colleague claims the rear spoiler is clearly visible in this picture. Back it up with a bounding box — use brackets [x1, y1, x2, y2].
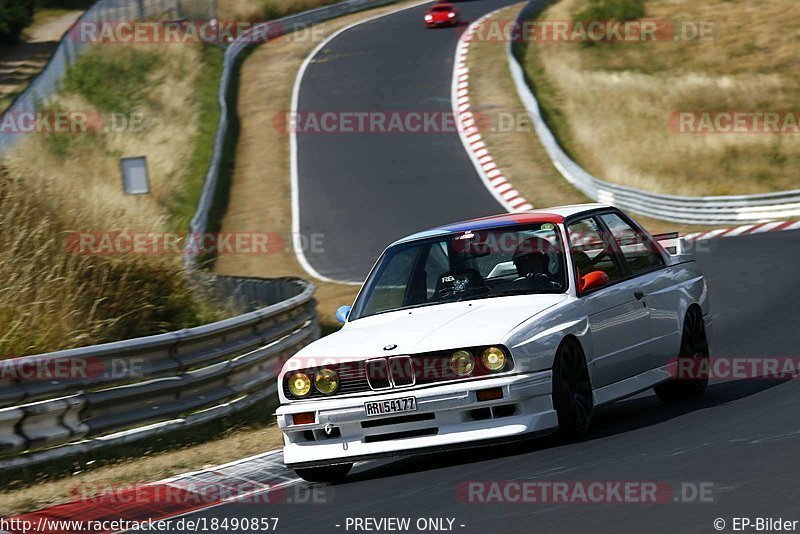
[652, 232, 681, 255]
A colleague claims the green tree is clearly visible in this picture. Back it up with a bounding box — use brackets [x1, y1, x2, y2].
[0, 0, 35, 45]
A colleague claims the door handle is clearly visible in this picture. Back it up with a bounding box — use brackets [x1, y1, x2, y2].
[634, 291, 645, 300]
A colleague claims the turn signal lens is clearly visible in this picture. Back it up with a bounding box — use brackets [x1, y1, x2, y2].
[288, 372, 312, 397]
[450, 350, 475, 376]
[477, 387, 503, 402]
[482, 347, 506, 371]
[292, 412, 315, 425]
[314, 368, 339, 395]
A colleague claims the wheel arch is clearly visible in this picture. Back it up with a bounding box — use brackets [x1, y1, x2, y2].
[554, 334, 594, 389]
[505, 311, 591, 375]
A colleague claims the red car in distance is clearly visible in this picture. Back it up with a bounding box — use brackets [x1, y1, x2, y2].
[424, 3, 460, 28]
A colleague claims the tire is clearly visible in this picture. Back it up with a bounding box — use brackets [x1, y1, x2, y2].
[552, 338, 594, 437]
[294, 463, 353, 483]
[654, 307, 709, 402]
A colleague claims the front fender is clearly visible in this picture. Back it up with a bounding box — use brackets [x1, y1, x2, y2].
[504, 301, 592, 375]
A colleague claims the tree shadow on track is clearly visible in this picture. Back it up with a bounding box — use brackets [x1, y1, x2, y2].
[341, 377, 791, 484]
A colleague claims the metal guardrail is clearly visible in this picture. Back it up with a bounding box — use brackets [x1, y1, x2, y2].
[0, 276, 318, 472]
[508, 0, 800, 225]
[184, 0, 404, 270]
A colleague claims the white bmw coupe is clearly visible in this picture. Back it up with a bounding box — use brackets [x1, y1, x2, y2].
[277, 204, 712, 482]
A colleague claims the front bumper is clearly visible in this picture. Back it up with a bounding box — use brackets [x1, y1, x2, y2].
[277, 371, 557, 468]
[426, 19, 457, 27]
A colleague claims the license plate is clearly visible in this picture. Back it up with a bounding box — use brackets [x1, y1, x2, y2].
[364, 397, 417, 417]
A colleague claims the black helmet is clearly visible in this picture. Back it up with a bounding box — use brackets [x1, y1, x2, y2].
[513, 237, 553, 277]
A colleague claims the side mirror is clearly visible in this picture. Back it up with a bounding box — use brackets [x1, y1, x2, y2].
[580, 271, 610, 293]
[335, 305, 352, 324]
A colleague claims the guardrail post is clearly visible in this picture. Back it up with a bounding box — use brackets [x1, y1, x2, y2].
[0, 408, 27, 455]
[20, 396, 88, 451]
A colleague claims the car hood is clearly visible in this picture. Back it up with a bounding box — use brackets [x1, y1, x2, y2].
[289, 294, 568, 365]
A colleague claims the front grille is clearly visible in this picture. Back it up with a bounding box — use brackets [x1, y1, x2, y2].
[283, 346, 514, 399]
[337, 362, 370, 395]
[389, 356, 415, 387]
[365, 359, 391, 390]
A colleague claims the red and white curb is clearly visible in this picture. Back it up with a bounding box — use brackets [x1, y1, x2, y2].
[683, 219, 800, 241]
[5, 449, 298, 533]
[452, 9, 534, 214]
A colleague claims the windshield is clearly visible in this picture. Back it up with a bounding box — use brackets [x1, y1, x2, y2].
[350, 223, 567, 320]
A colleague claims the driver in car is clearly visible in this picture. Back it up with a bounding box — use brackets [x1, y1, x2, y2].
[510, 237, 563, 291]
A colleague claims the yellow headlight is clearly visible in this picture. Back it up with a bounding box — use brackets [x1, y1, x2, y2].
[482, 347, 506, 371]
[314, 368, 339, 394]
[288, 372, 312, 397]
[450, 350, 475, 376]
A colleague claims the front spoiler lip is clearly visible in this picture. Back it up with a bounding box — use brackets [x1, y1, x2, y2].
[284, 428, 556, 469]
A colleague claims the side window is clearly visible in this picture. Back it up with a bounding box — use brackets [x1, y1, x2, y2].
[567, 218, 623, 283]
[600, 213, 665, 276]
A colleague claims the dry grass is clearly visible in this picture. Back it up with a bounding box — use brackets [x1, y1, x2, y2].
[0, 174, 222, 356]
[0, 42, 229, 355]
[520, 0, 800, 196]
[5, 43, 201, 228]
[0, 423, 285, 516]
[217, 0, 343, 22]
[27, 9, 83, 41]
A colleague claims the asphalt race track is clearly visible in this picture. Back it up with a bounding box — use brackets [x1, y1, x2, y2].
[173, 1, 800, 532]
[172, 230, 800, 534]
[295, 0, 520, 282]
